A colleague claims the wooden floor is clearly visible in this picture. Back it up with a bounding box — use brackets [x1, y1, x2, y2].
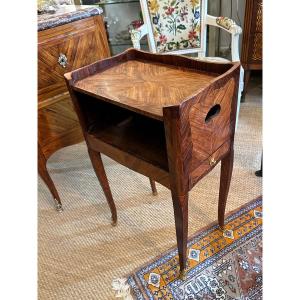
[38, 76, 262, 299]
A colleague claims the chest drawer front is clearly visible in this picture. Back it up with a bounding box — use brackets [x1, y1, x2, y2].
[38, 94, 79, 146]
[38, 16, 110, 103]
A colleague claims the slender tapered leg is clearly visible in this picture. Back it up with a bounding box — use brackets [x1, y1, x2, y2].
[149, 178, 158, 196]
[88, 148, 117, 226]
[171, 191, 188, 279]
[38, 147, 63, 212]
[218, 148, 234, 230]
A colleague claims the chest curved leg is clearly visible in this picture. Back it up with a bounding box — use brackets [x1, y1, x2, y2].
[38, 145, 63, 212]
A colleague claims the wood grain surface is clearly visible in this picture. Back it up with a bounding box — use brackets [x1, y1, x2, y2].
[73, 60, 218, 120]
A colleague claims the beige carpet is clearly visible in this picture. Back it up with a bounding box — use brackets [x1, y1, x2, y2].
[38, 79, 262, 300]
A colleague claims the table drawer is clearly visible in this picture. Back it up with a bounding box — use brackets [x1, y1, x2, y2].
[38, 16, 110, 103]
[190, 140, 231, 187]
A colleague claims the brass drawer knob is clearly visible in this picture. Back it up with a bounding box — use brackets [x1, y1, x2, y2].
[209, 157, 217, 166]
[58, 53, 68, 68]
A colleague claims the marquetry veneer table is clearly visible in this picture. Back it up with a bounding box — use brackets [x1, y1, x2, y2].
[64, 48, 240, 278]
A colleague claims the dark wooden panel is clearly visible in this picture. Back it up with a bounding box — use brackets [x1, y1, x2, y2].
[241, 0, 262, 97]
[250, 32, 262, 63]
[250, 0, 262, 33]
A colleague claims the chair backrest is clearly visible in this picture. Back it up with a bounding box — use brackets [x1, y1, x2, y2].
[140, 0, 207, 55]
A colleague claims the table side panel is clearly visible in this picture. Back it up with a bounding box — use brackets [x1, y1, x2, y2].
[189, 77, 236, 165]
[176, 66, 240, 190]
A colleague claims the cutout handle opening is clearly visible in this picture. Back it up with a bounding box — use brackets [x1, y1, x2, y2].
[205, 104, 221, 123]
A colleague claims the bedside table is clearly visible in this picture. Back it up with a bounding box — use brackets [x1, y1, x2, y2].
[65, 48, 240, 277]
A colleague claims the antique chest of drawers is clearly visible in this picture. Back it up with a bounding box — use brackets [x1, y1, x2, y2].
[38, 5, 111, 210]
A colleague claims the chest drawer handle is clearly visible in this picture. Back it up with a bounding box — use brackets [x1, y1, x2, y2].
[58, 53, 68, 68]
[209, 157, 217, 166]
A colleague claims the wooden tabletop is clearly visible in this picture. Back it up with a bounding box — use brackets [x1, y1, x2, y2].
[68, 49, 236, 121]
[73, 60, 219, 120]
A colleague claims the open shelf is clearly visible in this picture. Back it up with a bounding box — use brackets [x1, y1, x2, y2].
[75, 93, 169, 171]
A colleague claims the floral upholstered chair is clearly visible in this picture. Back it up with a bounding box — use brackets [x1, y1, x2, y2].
[130, 0, 243, 126]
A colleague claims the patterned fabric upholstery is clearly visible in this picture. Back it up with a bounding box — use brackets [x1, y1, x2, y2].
[147, 0, 202, 53]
